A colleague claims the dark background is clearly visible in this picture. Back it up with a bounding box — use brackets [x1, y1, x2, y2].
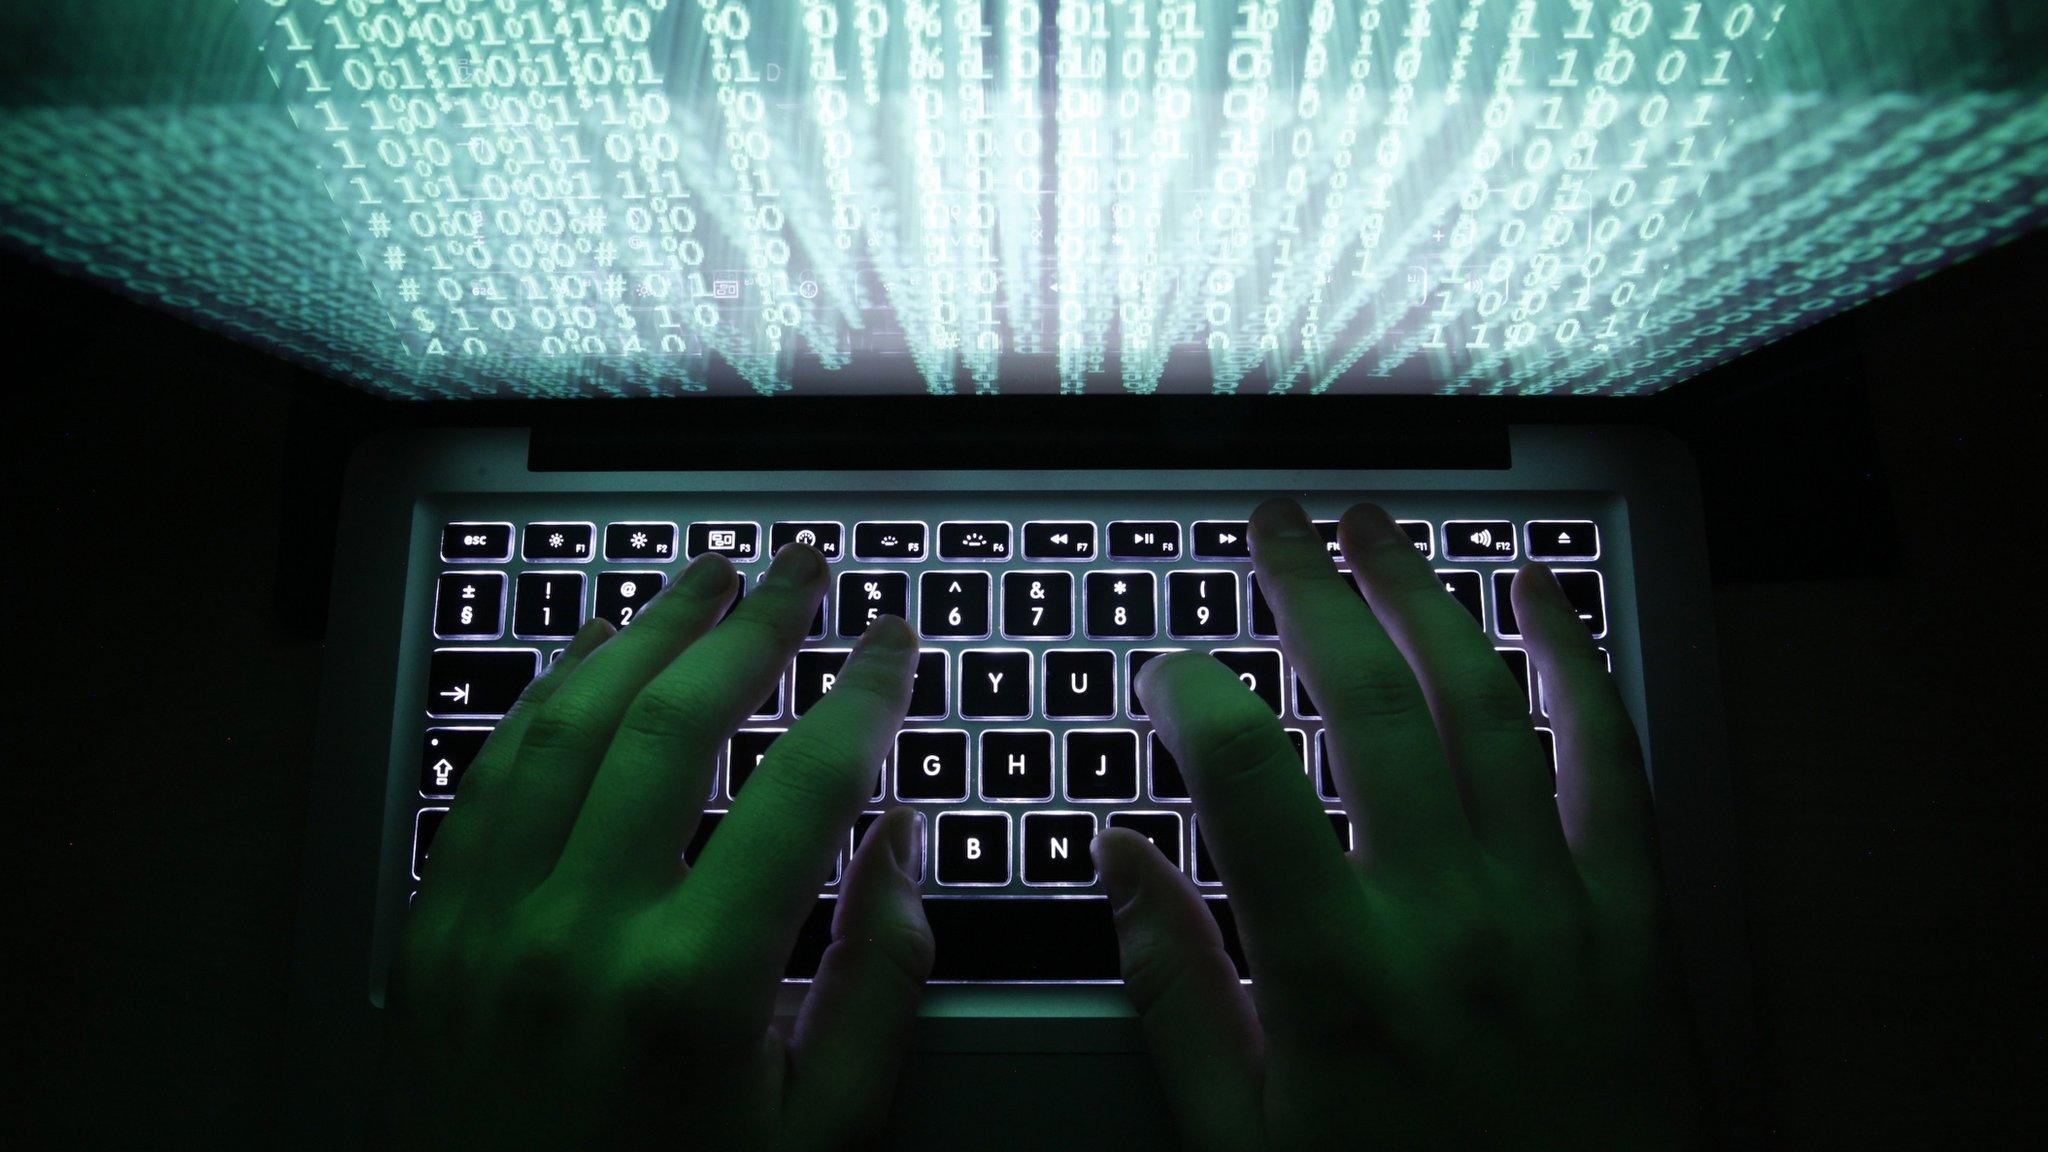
[8, 232, 2041, 1147]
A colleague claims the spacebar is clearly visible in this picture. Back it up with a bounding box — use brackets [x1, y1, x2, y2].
[785, 897, 1246, 982]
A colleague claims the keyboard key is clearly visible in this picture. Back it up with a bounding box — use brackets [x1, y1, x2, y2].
[1316, 730, 1338, 797]
[604, 522, 678, 562]
[1108, 520, 1180, 560]
[1001, 570, 1074, 639]
[727, 728, 784, 798]
[1084, 570, 1156, 639]
[523, 521, 595, 562]
[1538, 647, 1611, 715]
[914, 897, 1239, 981]
[412, 808, 448, 881]
[434, 572, 506, 640]
[1328, 812, 1354, 851]
[594, 571, 664, 629]
[1285, 728, 1309, 775]
[1065, 730, 1140, 802]
[792, 649, 850, 715]
[937, 520, 1013, 561]
[1043, 650, 1117, 719]
[919, 571, 992, 639]
[1526, 520, 1599, 561]
[427, 648, 537, 718]
[420, 727, 490, 797]
[1022, 520, 1096, 561]
[441, 522, 513, 563]
[1022, 812, 1098, 886]
[850, 811, 886, 860]
[908, 650, 949, 719]
[837, 571, 908, 637]
[1294, 674, 1320, 719]
[1554, 569, 1608, 637]
[1536, 727, 1558, 790]
[770, 521, 845, 563]
[853, 520, 926, 561]
[1443, 520, 1516, 561]
[750, 678, 782, 720]
[1126, 648, 1185, 719]
[1437, 569, 1484, 626]
[1192, 819, 1221, 885]
[1166, 570, 1241, 638]
[959, 649, 1033, 719]
[895, 730, 970, 801]
[1148, 732, 1188, 800]
[1210, 648, 1284, 716]
[683, 811, 723, 867]
[687, 521, 761, 562]
[980, 729, 1054, 800]
[513, 572, 585, 639]
[1311, 520, 1343, 559]
[1249, 574, 1277, 638]
[1497, 647, 1532, 710]
[1109, 811, 1184, 871]
[936, 812, 1011, 886]
[1398, 520, 1435, 558]
[1191, 520, 1250, 560]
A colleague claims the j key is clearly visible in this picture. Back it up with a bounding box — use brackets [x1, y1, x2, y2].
[981, 729, 1054, 800]
[837, 571, 908, 637]
[1126, 648, 1185, 719]
[727, 728, 784, 798]
[853, 520, 926, 561]
[1022, 520, 1096, 561]
[1443, 520, 1516, 561]
[1526, 520, 1599, 560]
[1022, 813, 1098, 885]
[1191, 520, 1250, 560]
[1043, 650, 1117, 719]
[1312, 520, 1343, 559]
[895, 730, 970, 801]
[919, 571, 991, 639]
[1109, 812, 1184, 871]
[412, 808, 447, 881]
[1294, 674, 1320, 719]
[1315, 730, 1338, 798]
[936, 812, 1011, 886]
[1108, 520, 1180, 560]
[1167, 571, 1240, 638]
[1498, 647, 1532, 710]
[684, 811, 723, 867]
[1001, 571, 1074, 639]
[908, 650, 949, 720]
[791, 649, 850, 716]
[1250, 574, 1278, 638]
[428, 648, 537, 718]
[960, 650, 1032, 720]
[1399, 520, 1435, 558]
[1438, 570, 1484, 626]
[1211, 649, 1284, 716]
[420, 727, 490, 796]
[1065, 730, 1140, 801]
[434, 572, 505, 640]
[1148, 732, 1188, 799]
[594, 571, 663, 629]
[938, 520, 1013, 561]
[442, 522, 513, 563]
[604, 522, 677, 562]
[513, 572, 585, 639]
[1492, 569, 1606, 637]
[1084, 571, 1156, 639]
[770, 521, 844, 563]
[523, 522, 595, 562]
[688, 521, 760, 561]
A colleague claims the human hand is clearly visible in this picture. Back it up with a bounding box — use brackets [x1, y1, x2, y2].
[1096, 498, 1703, 1150]
[382, 543, 931, 1151]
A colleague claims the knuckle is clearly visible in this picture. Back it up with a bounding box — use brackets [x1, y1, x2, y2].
[722, 591, 812, 648]
[755, 736, 867, 806]
[1182, 703, 1290, 790]
[1323, 653, 1430, 722]
[518, 689, 613, 753]
[620, 675, 720, 742]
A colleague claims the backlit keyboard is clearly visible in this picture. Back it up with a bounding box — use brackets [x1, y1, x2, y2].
[400, 500, 1617, 983]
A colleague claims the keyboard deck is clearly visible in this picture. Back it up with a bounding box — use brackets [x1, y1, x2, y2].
[395, 496, 1621, 984]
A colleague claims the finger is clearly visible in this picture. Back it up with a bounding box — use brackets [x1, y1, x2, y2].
[417, 616, 617, 890]
[1338, 502, 1571, 874]
[1248, 497, 1466, 866]
[461, 551, 742, 902]
[1513, 563, 1656, 886]
[1136, 650, 1361, 994]
[555, 542, 830, 890]
[1094, 828, 1264, 1152]
[671, 615, 917, 987]
[783, 808, 935, 1146]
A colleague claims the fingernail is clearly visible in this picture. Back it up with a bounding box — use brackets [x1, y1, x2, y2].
[767, 542, 824, 584]
[1251, 497, 1313, 537]
[891, 809, 927, 882]
[1341, 502, 1401, 547]
[563, 617, 615, 658]
[680, 552, 734, 595]
[855, 614, 914, 653]
[1093, 834, 1139, 915]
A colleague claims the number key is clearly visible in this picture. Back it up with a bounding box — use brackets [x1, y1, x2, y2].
[1166, 570, 1240, 638]
[1001, 570, 1074, 639]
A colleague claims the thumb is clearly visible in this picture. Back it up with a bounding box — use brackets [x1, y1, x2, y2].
[1094, 827, 1266, 1152]
[784, 807, 934, 1146]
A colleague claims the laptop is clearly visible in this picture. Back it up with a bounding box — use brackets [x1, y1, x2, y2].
[0, 1, 2040, 1146]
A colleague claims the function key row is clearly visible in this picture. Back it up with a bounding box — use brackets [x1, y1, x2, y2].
[444, 519, 1604, 566]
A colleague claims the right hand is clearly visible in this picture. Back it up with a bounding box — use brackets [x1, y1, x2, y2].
[1093, 497, 1705, 1150]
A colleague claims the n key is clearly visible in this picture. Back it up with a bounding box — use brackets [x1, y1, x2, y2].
[1022, 813, 1097, 885]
